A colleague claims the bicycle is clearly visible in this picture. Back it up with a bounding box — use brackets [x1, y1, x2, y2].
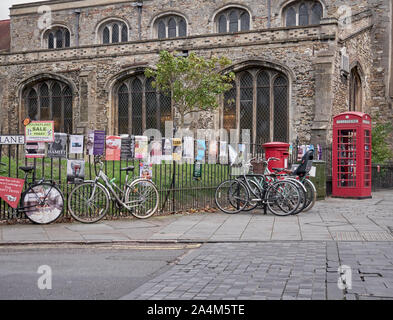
[238, 157, 308, 215]
[0, 162, 64, 224]
[215, 158, 302, 216]
[269, 150, 317, 212]
[67, 155, 159, 223]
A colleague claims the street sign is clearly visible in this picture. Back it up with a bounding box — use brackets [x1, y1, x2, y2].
[0, 135, 25, 145]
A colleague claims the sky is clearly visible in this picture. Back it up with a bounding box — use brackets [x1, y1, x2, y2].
[0, 0, 44, 20]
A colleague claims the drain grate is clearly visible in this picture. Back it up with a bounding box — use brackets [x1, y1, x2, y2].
[332, 232, 364, 241]
[332, 231, 393, 241]
[360, 231, 393, 241]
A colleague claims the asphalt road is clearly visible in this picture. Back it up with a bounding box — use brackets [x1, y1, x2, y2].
[0, 243, 194, 300]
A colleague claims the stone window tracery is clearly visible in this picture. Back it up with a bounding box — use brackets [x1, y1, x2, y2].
[216, 8, 250, 33]
[223, 68, 289, 144]
[100, 21, 128, 44]
[24, 80, 73, 133]
[284, 1, 323, 27]
[44, 27, 70, 49]
[154, 15, 187, 39]
[117, 75, 172, 135]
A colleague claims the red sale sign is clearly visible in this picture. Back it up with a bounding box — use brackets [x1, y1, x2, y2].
[0, 177, 25, 208]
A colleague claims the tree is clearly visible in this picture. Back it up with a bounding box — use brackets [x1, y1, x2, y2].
[372, 121, 393, 164]
[145, 50, 235, 129]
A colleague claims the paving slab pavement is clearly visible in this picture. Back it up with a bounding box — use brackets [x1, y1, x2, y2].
[0, 189, 392, 244]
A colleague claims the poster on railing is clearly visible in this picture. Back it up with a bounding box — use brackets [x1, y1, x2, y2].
[105, 135, 121, 161]
[219, 141, 228, 164]
[140, 162, 153, 180]
[208, 140, 218, 164]
[228, 144, 237, 165]
[86, 131, 95, 156]
[183, 136, 194, 161]
[162, 138, 172, 162]
[196, 139, 206, 162]
[120, 135, 135, 160]
[67, 159, 85, 184]
[47, 133, 67, 158]
[150, 140, 162, 164]
[172, 138, 182, 161]
[69, 135, 84, 154]
[135, 136, 148, 160]
[25, 142, 46, 158]
[25, 121, 54, 143]
[93, 130, 106, 155]
[0, 176, 25, 208]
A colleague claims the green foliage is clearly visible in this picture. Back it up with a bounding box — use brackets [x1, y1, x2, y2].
[372, 122, 393, 164]
[145, 50, 235, 127]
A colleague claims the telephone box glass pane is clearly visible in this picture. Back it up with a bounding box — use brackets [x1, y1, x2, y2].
[337, 129, 357, 187]
[364, 130, 371, 187]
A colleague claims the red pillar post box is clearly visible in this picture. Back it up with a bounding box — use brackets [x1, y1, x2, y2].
[332, 112, 372, 199]
[262, 142, 290, 171]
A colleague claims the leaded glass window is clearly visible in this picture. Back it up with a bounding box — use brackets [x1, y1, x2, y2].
[273, 76, 288, 142]
[299, 4, 309, 26]
[112, 24, 119, 43]
[103, 27, 110, 44]
[218, 15, 227, 33]
[222, 68, 289, 144]
[24, 80, 73, 133]
[117, 76, 172, 135]
[229, 11, 239, 33]
[311, 3, 323, 25]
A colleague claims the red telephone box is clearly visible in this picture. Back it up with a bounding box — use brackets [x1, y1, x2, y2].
[332, 112, 372, 199]
[262, 142, 290, 171]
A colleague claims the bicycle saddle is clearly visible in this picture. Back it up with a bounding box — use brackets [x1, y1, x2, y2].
[19, 166, 35, 173]
[120, 166, 135, 172]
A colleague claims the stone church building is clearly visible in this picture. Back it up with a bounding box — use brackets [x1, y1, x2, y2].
[0, 0, 392, 147]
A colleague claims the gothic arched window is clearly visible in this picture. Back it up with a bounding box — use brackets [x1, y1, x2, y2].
[284, 1, 323, 27]
[154, 15, 187, 39]
[117, 75, 172, 135]
[216, 8, 251, 33]
[24, 80, 73, 133]
[99, 21, 128, 44]
[350, 67, 363, 112]
[44, 27, 71, 49]
[222, 68, 289, 144]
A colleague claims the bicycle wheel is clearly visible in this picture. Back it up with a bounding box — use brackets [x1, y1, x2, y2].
[239, 178, 262, 212]
[266, 180, 301, 216]
[125, 179, 159, 219]
[284, 178, 307, 215]
[68, 181, 110, 223]
[22, 183, 64, 225]
[215, 179, 249, 214]
[302, 179, 317, 212]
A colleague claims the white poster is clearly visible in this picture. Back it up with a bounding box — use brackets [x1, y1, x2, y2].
[86, 131, 95, 156]
[183, 137, 194, 161]
[208, 140, 218, 164]
[219, 141, 228, 164]
[228, 144, 237, 165]
[135, 136, 148, 160]
[69, 135, 84, 154]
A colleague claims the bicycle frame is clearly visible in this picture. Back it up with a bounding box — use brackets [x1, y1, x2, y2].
[92, 165, 148, 211]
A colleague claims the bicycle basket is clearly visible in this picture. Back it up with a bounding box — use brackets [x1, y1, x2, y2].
[250, 159, 266, 174]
